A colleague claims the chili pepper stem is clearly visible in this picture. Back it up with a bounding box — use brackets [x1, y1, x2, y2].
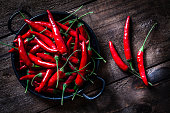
[128, 69, 153, 86]
[31, 73, 42, 86]
[54, 55, 59, 88]
[91, 48, 106, 63]
[72, 87, 78, 100]
[25, 80, 29, 93]
[61, 84, 67, 105]
[0, 41, 18, 50]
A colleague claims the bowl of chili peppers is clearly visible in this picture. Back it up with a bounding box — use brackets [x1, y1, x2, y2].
[7, 7, 105, 105]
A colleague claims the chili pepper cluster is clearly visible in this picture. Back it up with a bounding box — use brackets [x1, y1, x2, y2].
[8, 9, 103, 105]
[109, 16, 157, 86]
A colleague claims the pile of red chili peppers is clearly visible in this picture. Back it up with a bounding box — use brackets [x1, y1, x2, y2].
[109, 16, 157, 86]
[7, 7, 106, 105]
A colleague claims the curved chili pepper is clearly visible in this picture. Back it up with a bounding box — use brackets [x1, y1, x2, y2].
[73, 28, 79, 58]
[61, 73, 77, 105]
[66, 36, 73, 55]
[36, 53, 56, 63]
[20, 65, 27, 70]
[29, 44, 41, 54]
[34, 37, 59, 53]
[123, 16, 132, 61]
[109, 41, 128, 71]
[24, 19, 53, 38]
[21, 29, 31, 39]
[56, 21, 87, 41]
[75, 41, 88, 87]
[34, 21, 52, 30]
[35, 69, 54, 92]
[20, 72, 46, 80]
[137, 23, 157, 86]
[47, 10, 67, 55]
[28, 53, 57, 68]
[18, 35, 34, 67]
[30, 31, 57, 49]
[8, 48, 18, 53]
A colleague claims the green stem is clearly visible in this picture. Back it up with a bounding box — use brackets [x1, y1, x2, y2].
[88, 57, 95, 76]
[58, 5, 83, 23]
[72, 87, 78, 100]
[91, 48, 106, 63]
[70, 62, 91, 73]
[61, 84, 67, 105]
[78, 12, 93, 19]
[139, 23, 157, 52]
[25, 80, 29, 93]
[54, 55, 59, 88]
[60, 50, 80, 70]
[69, 62, 86, 80]
[65, 19, 77, 34]
[31, 73, 42, 86]
[0, 41, 18, 49]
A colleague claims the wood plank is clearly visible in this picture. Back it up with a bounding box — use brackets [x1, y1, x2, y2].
[39, 61, 170, 113]
[0, 0, 95, 37]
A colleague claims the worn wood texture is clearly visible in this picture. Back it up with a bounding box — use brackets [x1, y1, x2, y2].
[0, 0, 170, 113]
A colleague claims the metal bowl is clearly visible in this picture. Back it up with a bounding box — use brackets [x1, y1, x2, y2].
[8, 10, 105, 100]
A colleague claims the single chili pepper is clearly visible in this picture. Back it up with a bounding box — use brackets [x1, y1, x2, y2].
[75, 41, 88, 87]
[137, 23, 157, 86]
[29, 44, 41, 54]
[20, 72, 45, 80]
[73, 28, 79, 58]
[35, 69, 54, 92]
[109, 41, 128, 71]
[47, 10, 68, 55]
[30, 31, 57, 49]
[20, 65, 27, 70]
[21, 29, 32, 39]
[34, 21, 52, 30]
[13, 38, 18, 43]
[28, 53, 57, 68]
[61, 73, 77, 105]
[34, 37, 59, 53]
[8, 48, 18, 53]
[28, 69, 46, 75]
[18, 35, 34, 67]
[24, 19, 53, 38]
[36, 53, 56, 63]
[66, 36, 73, 55]
[56, 21, 87, 41]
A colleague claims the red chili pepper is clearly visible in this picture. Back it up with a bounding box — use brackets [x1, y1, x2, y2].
[66, 36, 73, 55]
[75, 41, 88, 87]
[137, 23, 157, 86]
[18, 35, 34, 67]
[35, 69, 54, 92]
[78, 25, 88, 40]
[123, 16, 132, 61]
[34, 37, 59, 53]
[61, 56, 79, 64]
[20, 65, 27, 70]
[47, 10, 67, 55]
[29, 44, 41, 54]
[73, 28, 79, 58]
[34, 21, 52, 30]
[58, 82, 74, 93]
[24, 19, 53, 38]
[109, 41, 128, 71]
[36, 53, 56, 63]
[8, 48, 18, 53]
[20, 72, 45, 80]
[30, 31, 57, 49]
[21, 29, 32, 39]
[56, 21, 87, 41]
[28, 53, 57, 68]
[28, 70, 46, 75]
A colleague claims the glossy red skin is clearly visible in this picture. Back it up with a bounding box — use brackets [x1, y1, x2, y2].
[19, 72, 46, 80]
[56, 21, 87, 41]
[109, 41, 128, 71]
[73, 28, 79, 58]
[75, 41, 88, 86]
[35, 69, 54, 92]
[28, 53, 57, 68]
[47, 70, 66, 87]
[36, 53, 55, 63]
[30, 31, 57, 49]
[47, 10, 67, 55]
[34, 21, 52, 30]
[87, 49, 92, 62]
[19, 65, 27, 70]
[21, 29, 32, 39]
[29, 44, 41, 54]
[137, 51, 148, 86]
[24, 19, 53, 38]
[64, 73, 77, 86]
[66, 36, 73, 55]
[34, 37, 59, 53]
[8, 48, 17, 53]
[18, 35, 33, 67]
[78, 25, 88, 40]
[123, 16, 132, 61]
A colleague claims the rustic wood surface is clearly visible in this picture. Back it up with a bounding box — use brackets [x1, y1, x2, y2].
[0, 0, 170, 113]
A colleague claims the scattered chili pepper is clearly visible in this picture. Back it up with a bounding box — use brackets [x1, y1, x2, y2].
[109, 41, 128, 71]
[137, 23, 157, 86]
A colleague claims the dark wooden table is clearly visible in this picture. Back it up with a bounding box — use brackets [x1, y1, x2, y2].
[0, 0, 170, 113]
